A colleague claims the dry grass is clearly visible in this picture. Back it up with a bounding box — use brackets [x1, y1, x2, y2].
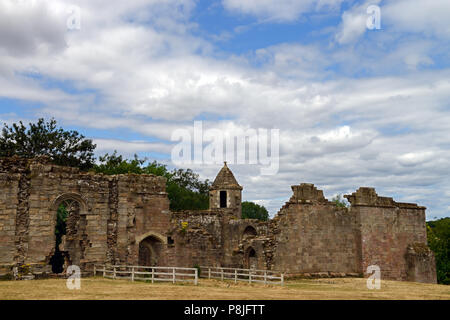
[0, 277, 449, 300]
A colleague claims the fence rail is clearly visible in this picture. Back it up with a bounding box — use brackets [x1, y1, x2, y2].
[199, 266, 284, 286]
[93, 265, 283, 286]
[93, 265, 198, 285]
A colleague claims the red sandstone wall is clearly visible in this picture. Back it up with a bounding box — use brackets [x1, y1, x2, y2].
[271, 202, 360, 274]
[354, 205, 428, 280]
[346, 187, 435, 282]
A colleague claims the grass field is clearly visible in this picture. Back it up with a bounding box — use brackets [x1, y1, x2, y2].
[0, 277, 449, 300]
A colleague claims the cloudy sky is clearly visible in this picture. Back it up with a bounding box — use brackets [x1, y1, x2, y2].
[1, 0, 449, 219]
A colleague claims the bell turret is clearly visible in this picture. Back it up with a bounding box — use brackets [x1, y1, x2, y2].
[209, 162, 243, 218]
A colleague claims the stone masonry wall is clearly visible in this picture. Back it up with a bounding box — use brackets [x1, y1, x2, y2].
[0, 157, 168, 275]
[166, 209, 227, 268]
[0, 157, 436, 283]
[345, 187, 435, 282]
[0, 173, 20, 267]
[269, 184, 360, 275]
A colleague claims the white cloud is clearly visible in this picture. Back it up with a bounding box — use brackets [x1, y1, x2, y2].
[397, 151, 434, 167]
[94, 138, 173, 156]
[334, 8, 367, 44]
[0, 0, 67, 55]
[335, 0, 450, 46]
[0, 0, 449, 220]
[334, 0, 381, 44]
[383, 0, 450, 39]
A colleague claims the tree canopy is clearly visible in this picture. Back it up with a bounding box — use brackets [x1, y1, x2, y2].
[0, 119, 211, 211]
[0, 118, 96, 170]
[242, 201, 269, 221]
[426, 217, 450, 284]
[93, 152, 210, 211]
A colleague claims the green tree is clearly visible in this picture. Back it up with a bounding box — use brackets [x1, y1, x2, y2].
[55, 204, 68, 248]
[0, 118, 96, 170]
[242, 201, 269, 221]
[170, 168, 211, 195]
[166, 167, 210, 211]
[93, 152, 210, 211]
[50, 203, 68, 274]
[426, 217, 450, 284]
[331, 194, 349, 208]
[94, 151, 147, 175]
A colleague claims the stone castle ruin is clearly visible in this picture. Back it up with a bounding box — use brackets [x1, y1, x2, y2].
[0, 157, 436, 283]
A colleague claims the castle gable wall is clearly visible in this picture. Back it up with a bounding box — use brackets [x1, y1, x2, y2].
[270, 184, 360, 275]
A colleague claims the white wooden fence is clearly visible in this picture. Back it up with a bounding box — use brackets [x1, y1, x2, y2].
[93, 265, 198, 285]
[200, 266, 284, 286]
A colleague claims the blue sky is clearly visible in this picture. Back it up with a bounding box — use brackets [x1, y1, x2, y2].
[191, 1, 342, 54]
[0, 0, 449, 219]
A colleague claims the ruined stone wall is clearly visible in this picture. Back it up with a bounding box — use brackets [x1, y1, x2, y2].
[0, 157, 436, 283]
[145, 209, 271, 271]
[264, 184, 435, 282]
[112, 174, 169, 266]
[29, 163, 110, 270]
[269, 184, 360, 275]
[220, 218, 269, 269]
[163, 211, 270, 270]
[0, 157, 168, 275]
[0, 172, 20, 267]
[134, 190, 171, 266]
[166, 210, 226, 268]
[0, 158, 31, 273]
[346, 187, 435, 282]
[405, 243, 437, 283]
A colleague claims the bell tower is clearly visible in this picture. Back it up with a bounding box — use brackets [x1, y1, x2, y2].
[209, 162, 243, 218]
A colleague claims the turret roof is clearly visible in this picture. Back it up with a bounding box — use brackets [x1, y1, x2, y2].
[211, 162, 242, 190]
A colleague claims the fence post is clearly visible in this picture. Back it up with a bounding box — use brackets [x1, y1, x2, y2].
[264, 271, 267, 285]
[93, 265, 96, 277]
[249, 270, 252, 284]
[194, 268, 198, 286]
[151, 268, 154, 283]
[131, 267, 135, 282]
[235, 269, 237, 284]
[281, 273, 284, 286]
[173, 268, 176, 284]
[103, 265, 106, 278]
[208, 268, 211, 280]
[221, 268, 224, 281]
[113, 266, 116, 280]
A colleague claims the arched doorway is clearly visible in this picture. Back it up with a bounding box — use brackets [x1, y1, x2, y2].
[49, 198, 82, 273]
[138, 236, 163, 266]
[245, 247, 258, 270]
